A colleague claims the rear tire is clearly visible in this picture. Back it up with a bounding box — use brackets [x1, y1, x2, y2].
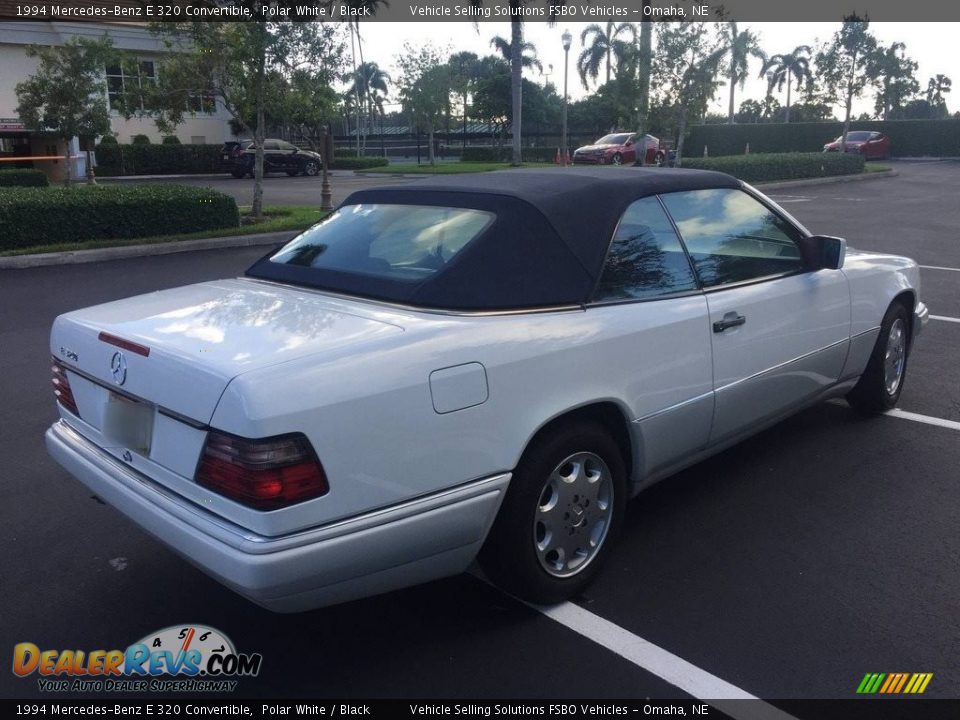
[847, 302, 911, 416]
[479, 420, 627, 604]
[655, 152, 666, 167]
[230, 169, 245, 179]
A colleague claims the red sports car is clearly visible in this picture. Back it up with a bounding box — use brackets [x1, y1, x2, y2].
[823, 131, 891, 160]
[573, 133, 664, 166]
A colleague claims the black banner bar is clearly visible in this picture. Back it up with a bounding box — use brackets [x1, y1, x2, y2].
[1, 0, 960, 22]
[4, 699, 960, 720]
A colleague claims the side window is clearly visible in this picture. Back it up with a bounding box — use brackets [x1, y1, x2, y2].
[278, 141, 297, 151]
[593, 196, 698, 302]
[660, 189, 803, 288]
[263, 140, 280, 151]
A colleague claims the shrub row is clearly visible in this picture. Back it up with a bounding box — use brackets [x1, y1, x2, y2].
[686, 118, 960, 158]
[0, 184, 239, 250]
[329, 156, 389, 170]
[0, 169, 49, 187]
[95, 143, 224, 176]
[461, 146, 560, 163]
[680, 152, 865, 183]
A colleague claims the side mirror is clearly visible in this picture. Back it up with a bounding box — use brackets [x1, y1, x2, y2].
[800, 235, 846, 270]
[625, 140, 635, 146]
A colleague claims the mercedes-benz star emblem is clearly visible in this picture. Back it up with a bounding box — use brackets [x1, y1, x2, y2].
[110, 351, 127, 385]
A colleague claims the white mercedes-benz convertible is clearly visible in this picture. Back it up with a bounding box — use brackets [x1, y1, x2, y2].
[47, 168, 928, 611]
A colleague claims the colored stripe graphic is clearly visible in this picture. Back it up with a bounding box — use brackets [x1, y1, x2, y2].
[857, 672, 932, 694]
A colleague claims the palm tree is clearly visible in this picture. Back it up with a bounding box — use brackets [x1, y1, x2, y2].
[760, 45, 811, 123]
[449, 51, 479, 153]
[489, 35, 543, 74]
[341, 0, 391, 154]
[577, 22, 637, 89]
[719, 23, 766, 124]
[347, 62, 390, 152]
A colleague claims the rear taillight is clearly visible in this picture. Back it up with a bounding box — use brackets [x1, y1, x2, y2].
[51, 357, 80, 417]
[196, 430, 328, 510]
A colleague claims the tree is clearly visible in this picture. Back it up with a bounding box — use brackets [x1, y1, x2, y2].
[397, 43, 452, 165]
[870, 43, 918, 120]
[719, 23, 766, 124]
[449, 51, 480, 152]
[340, 0, 391, 155]
[489, 35, 543, 74]
[816, 15, 879, 150]
[347, 61, 390, 151]
[760, 45, 811, 123]
[926, 74, 952, 115]
[577, 22, 637, 89]
[631, 12, 653, 164]
[653, 22, 724, 166]
[15, 36, 115, 186]
[148, 14, 346, 217]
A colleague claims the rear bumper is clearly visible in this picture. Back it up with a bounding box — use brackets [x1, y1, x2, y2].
[46, 420, 509, 612]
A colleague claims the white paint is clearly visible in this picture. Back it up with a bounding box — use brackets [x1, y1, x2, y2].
[535, 601, 801, 720]
[931, 315, 960, 324]
[108, 557, 128, 571]
[920, 265, 960, 272]
[885, 409, 960, 432]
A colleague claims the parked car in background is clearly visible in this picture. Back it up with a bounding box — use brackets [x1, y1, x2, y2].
[573, 132, 664, 166]
[46, 168, 927, 612]
[823, 131, 891, 159]
[222, 139, 323, 178]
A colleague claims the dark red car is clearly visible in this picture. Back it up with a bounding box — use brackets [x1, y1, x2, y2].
[823, 131, 891, 160]
[573, 132, 664, 166]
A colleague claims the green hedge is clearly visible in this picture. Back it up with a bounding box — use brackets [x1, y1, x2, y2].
[461, 146, 560, 163]
[0, 185, 239, 250]
[330, 156, 389, 170]
[686, 118, 960, 158]
[0, 169, 49, 187]
[680, 152, 865, 183]
[95, 143, 223, 176]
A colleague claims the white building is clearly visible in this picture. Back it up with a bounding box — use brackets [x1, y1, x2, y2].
[0, 21, 235, 181]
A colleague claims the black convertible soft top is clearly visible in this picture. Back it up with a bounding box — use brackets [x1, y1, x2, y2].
[247, 167, 741, 311]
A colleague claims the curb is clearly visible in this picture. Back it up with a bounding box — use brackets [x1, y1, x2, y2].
[757, 169, 897, 191]
[0, 230, 298, 270]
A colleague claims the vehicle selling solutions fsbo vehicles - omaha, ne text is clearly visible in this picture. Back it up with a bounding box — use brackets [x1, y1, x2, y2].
[46, 168, 928, 611]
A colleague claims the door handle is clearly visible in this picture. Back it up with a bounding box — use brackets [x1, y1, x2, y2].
[713, 312, 746, 333]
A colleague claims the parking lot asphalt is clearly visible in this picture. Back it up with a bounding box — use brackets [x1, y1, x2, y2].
[1, 161, 958, 709]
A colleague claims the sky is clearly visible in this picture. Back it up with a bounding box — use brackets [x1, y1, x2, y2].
[349, 21, 959, 120]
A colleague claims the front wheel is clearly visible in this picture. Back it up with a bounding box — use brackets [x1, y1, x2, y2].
[847, 302, 911, 416]
[479, 421, 626, 604]
[654, 152, 666, 167]
[303, 160, 320, 176]
[611, 153, 623, 166]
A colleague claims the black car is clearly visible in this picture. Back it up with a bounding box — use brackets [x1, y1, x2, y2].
[222, 139, 323, 178]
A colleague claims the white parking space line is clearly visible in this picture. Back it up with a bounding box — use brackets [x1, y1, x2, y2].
[920, 265, 960, 272]
[931, 315, 960, 324]
[885, 409, 960, 432]
[535, 602, 801, 720]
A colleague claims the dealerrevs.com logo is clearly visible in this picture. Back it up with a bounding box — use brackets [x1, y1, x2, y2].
[12, 624, 262, 693]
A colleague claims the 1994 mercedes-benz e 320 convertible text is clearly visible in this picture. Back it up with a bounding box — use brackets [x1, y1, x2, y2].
[47, 168, 928, 611]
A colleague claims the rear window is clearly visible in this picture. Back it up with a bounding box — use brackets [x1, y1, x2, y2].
[267, 204, 494, 282]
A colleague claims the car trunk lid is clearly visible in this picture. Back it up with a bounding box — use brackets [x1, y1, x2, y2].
[51, 278, 405, 425]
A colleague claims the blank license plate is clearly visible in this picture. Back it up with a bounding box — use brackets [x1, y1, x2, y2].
[102, 392, 154, 455]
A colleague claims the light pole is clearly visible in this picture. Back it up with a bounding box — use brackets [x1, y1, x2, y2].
[561, 29, 572, 166]
[542, 63, 553, 89]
